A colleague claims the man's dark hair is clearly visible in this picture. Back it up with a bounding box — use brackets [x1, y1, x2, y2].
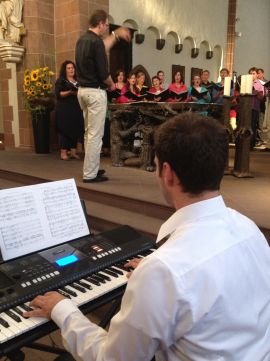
[248, 67, 258, 74]
[152, 75, 160, 82]
[257, 68, 264, 73]
[59, 60, 77, 80]
[155, 113, 228, 194]
[157, 70, 164, 76]
[201, 69, 210, 75]
[89, 9, 108, 27]
[220, 68, 229, 74]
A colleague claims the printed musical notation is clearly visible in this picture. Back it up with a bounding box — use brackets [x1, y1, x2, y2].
[0, 179, 89, 261]
[41, 182, 87, 239]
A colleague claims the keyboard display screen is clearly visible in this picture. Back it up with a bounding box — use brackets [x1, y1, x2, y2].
[55, 254, 78, 267]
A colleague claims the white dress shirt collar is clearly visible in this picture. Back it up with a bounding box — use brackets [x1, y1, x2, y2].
[157, 195, 226, 243]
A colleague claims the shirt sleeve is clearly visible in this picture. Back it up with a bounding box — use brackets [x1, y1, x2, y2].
[51, 256, 186, 361]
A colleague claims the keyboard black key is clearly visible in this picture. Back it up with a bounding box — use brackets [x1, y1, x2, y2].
[103, 269, 119, 278]
[12, 307, 27, 319]
[78, 280, 92, 290]
[20, 304, 33, 312]
[110, 266, 124, 275]
[0, 316, 9, 328]
[86, 276, 101, 286]
[5, 310, 21, 323]
[72, 283, 86, 293]
[12, 307, 23, 317]
[92, 274, 106, 284]
[97, 272, 111, 281]
[58, 289, 71, 299]
[62, 286, 77, 297]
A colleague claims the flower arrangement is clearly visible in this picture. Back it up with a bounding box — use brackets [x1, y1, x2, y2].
[23, 67, 55, 113]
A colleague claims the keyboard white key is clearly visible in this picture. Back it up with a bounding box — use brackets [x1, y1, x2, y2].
[0, 323, 14, 340]
[0, 313, 24, 336]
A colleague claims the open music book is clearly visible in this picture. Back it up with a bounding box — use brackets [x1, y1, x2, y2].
[191, 87, 209, 99]
[0, 179, 89, 261]
[211, 82, 224, 91]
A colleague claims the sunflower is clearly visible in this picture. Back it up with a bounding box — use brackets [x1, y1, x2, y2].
[23, 65, 55, 112]
[30, 70, 39, 81]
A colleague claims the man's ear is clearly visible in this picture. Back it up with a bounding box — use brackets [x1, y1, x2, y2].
[162, 162, 174, 186]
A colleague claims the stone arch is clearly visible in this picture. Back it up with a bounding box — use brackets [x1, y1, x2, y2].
[145, 26, 161, 39]
[122, 19, 139, 31]
[200, 40, 213, 59]
[184, 36, 199, 57]
[131, 64, 151, 88]
[200, 40, 211, 52]
[184, 36, 196, 49]
[145, 26, 165, 50]
[167, 31, 182, 53]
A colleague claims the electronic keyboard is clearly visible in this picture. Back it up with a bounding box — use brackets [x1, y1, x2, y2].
[0, 225, 155, 355]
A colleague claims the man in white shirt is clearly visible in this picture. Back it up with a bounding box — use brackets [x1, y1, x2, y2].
[25, 113, 270, 361]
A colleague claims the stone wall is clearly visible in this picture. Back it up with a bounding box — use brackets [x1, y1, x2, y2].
[109, 0, 228, 84]
[55, 0, 109, 75]
[0, 0, 109, 150]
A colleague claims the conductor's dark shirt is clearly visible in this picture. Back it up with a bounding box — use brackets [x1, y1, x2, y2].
[75, 30, 109, 89]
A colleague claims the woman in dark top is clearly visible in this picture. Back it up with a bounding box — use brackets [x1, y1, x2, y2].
[55, 60, 84, 160]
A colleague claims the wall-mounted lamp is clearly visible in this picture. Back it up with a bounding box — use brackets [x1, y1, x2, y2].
[156, 39, 165, 50]
[206, 50, 213, 59]
[175, 44, 183, 53]
[135, 33, 145, 44]
[191, 48, 199, 58]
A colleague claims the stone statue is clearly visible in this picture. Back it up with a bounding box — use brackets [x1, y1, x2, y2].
[0, 0, 25, 43]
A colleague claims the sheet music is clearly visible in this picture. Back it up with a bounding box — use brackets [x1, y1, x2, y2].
[0, 179, 89, 261]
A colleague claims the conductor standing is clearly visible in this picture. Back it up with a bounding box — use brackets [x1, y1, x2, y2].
[76, 10, 130, 183]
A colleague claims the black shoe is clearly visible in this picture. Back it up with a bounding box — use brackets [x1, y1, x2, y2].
[97, 169, 106, 176]
[83, 175, 108, 183]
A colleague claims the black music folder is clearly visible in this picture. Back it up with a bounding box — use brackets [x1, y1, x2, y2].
[146, 88, 170, 101]
[124, 90, 148, 101]
[107, 89, 122, 101]
[211, 82, 224, 91]
[168, 89, 188, 101]
[191, 87, 209, 99]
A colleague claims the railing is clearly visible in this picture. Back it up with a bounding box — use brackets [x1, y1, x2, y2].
[108, 99, 253, 177]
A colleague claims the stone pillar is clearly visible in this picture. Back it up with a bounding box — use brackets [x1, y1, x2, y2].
[19, 0, 56, 150]
[225, 0, 236, 73]
[0, 44, 25, 147]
